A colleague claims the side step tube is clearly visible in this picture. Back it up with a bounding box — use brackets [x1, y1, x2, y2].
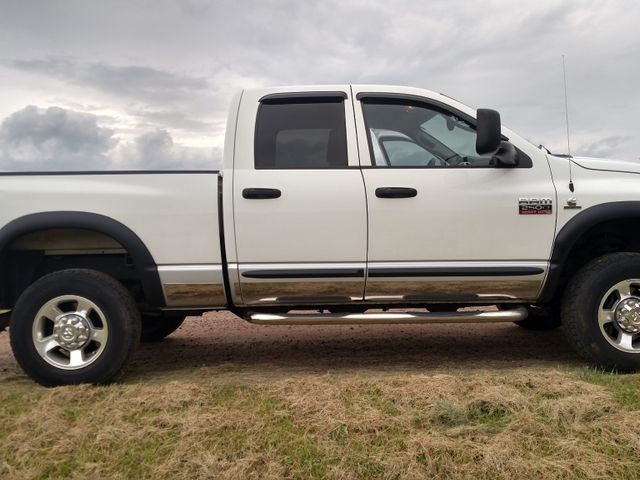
[246, 307, 528, 326]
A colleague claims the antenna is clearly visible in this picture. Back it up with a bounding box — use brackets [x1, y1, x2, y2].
[562, 54, 575, 192]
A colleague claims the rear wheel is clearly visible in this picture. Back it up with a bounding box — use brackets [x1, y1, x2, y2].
[562, 253, 640, 371]
[140, 313, 185, 342]
[9, 269, 140, 386]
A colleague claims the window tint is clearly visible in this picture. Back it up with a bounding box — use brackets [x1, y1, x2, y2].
[362, 101, 493, 168]
[255, 101, 348, 169]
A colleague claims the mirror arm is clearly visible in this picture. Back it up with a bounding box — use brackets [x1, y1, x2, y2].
[492, 141, 518, 167]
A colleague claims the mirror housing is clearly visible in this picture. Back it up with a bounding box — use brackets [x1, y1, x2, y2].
[475, 108, 502, 155]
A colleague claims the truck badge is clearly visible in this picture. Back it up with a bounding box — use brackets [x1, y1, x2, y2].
[519, 198, 553, 215]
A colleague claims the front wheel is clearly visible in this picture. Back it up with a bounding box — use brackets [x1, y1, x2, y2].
[9, 269, 141, 386]
[562, 253, 640, 371]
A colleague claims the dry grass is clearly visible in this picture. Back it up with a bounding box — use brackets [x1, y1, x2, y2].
[1, 367, 640, 480]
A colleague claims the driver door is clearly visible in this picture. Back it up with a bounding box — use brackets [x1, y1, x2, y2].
[352, 88, 556, 304]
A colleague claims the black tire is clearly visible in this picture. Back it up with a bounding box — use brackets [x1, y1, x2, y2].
[514, 305, 562, 331]
[562, 253, 640, 371]
[140, 313, 185, 342]
[9, 269, 141, 386]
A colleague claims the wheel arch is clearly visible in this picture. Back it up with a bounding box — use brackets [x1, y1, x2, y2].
[0, 211, 165, 308]
[540, 201, 640, 302]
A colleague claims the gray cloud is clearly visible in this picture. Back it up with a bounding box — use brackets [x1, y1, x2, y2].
[9, 58, 210, 104]
[575, 135, 633, 159]
[0, 105, 221, 171]
[0, 106, 114, 171]
[128, 108, 217, 133]
[0, 0, 638, 169]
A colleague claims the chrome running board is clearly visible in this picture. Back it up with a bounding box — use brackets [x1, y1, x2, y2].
[246, 307, 527, 325]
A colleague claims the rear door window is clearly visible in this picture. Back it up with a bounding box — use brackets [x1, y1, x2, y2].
[255, 100, 348, 169]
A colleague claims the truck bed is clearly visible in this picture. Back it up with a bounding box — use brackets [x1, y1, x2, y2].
[0, 171, 227, 309]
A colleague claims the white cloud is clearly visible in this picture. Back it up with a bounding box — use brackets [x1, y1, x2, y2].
[109, 128, 220, 170]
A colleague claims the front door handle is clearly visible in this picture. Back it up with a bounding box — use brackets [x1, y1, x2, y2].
[242, 188, 282, 199]
[375, 187, 417, 199]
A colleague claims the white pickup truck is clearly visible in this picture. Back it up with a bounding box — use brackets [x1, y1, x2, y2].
[2, 84, 640, 386]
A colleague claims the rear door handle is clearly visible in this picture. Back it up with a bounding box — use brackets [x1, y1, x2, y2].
[242, 188, 282, 199]
[375, 187, 417, 199]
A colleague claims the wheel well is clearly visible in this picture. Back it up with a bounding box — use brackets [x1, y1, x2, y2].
[0, 228, 145, 308]
[553, 218, 640, 300]
[0, 212, 165, 309]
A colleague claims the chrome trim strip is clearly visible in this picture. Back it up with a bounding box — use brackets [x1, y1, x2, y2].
[247, 306, 528, 325]
[158, 265, 227, 307]
[163, 283, 227, 307]
[158, 264, 225, 284]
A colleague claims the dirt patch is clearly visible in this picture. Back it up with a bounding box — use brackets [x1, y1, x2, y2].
[1, 310, 581, 383]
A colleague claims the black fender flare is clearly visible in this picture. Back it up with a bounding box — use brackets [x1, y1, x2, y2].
[539, 201, 640, 302]
[0, 211, 165, 307]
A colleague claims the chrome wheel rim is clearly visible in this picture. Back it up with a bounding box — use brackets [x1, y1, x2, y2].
[598, 279, 640, 353]
[31, 295, 109, 370]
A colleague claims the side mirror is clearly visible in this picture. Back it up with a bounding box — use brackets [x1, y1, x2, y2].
[476, 108, 518, 167]
[475, 108, 502, 155]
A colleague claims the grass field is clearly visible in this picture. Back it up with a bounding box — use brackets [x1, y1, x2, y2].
[1, 315, 640, 479]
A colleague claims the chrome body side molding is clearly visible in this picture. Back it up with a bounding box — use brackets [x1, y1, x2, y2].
[234, 261, 548, 306]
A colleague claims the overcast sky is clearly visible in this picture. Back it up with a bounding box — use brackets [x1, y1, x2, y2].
[0, 0, 638, 171]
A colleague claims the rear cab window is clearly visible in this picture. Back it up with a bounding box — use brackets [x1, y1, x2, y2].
[255, 98, 348, 169]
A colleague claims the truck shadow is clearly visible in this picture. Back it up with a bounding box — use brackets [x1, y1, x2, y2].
[127, 313, 582, 380]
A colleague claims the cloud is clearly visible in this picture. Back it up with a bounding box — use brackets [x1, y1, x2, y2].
[0, 0, 639, 165]
[0, 106, 114, 171]
[0, 105, 221, 171]
[9, 58, 210, 104]
[575, 136, 633, 159]
[109, 128, 220, 170]
[5, 57, 228, 144]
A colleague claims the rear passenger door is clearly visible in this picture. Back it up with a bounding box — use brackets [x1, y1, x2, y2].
[232, 89, 368, 307]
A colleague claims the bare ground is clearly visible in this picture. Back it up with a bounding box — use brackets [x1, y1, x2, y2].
[2, 312, 640, 479]
[1, 310, 581, 383]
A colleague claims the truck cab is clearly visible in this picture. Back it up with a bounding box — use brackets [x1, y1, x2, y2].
[227, 85, 554, 309]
